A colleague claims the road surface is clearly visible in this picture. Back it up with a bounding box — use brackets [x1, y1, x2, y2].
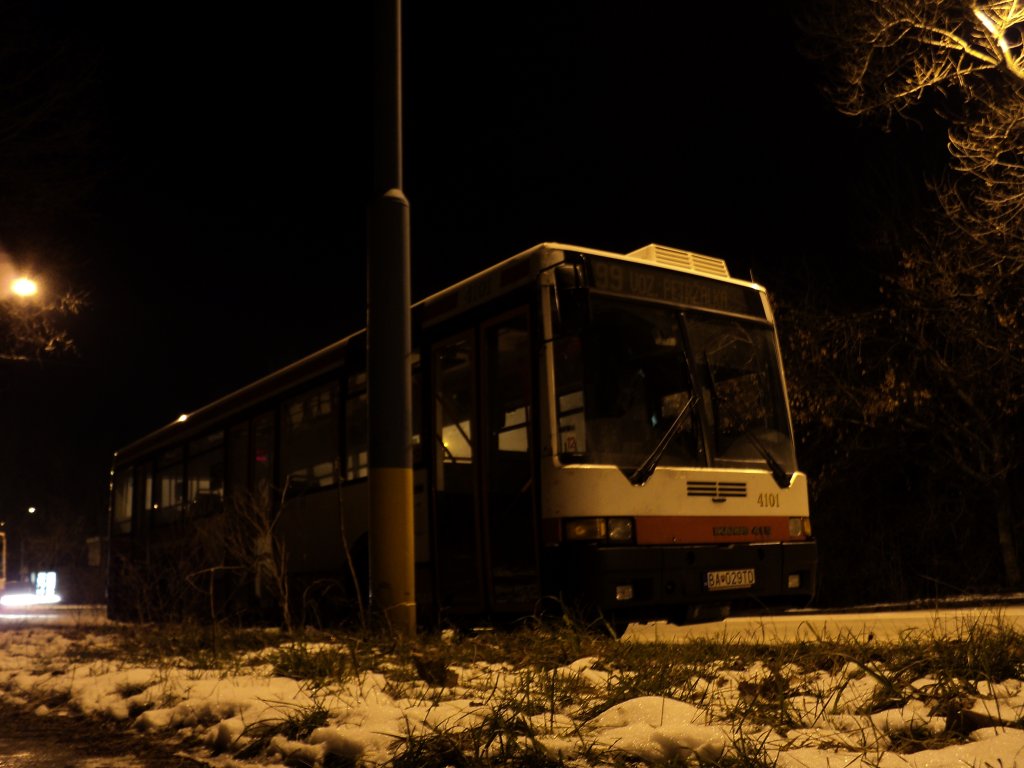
[622, 600, 1024, 643]
[0, 603, 109, 629]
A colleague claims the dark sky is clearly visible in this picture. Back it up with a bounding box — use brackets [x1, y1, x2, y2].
[0, 2, 901, 532]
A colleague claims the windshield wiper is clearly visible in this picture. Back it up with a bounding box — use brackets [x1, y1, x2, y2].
[701, 348, 793, 490]
[743, 431, 794, 489]
[628, 394, 699, 486]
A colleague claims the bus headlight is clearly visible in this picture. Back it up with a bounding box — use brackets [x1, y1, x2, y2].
[564, 518, 606, 540]
[788, 517, 811, 537]
[563, 517, 634, 543]
[607, 517, 634, 542]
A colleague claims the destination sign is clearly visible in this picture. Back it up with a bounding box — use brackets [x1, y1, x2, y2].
[588, 257, 765, 319]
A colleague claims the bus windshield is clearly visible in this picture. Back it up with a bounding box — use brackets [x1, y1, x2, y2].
[554, 296, 796, 474]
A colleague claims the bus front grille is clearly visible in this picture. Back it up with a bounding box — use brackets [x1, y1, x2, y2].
[687, 481, 747, 498]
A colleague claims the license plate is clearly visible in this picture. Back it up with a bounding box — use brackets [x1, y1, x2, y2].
[706, 568, 756, 591]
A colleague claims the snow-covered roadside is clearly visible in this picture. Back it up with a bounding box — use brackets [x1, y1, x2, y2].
[1, 625, 1024, 767]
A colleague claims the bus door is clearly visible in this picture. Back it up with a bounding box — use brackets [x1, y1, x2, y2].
[430, 312, 540, 616]
[431, 332, 484, 611]
[481, 312, 539, 613]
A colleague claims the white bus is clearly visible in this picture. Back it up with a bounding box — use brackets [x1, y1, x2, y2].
[107, 243, 816, 626]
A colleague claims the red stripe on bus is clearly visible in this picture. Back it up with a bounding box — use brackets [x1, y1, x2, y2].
[634, 516, 800, 545]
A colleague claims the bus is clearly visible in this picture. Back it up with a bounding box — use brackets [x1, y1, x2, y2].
[107, 242, 816, 627]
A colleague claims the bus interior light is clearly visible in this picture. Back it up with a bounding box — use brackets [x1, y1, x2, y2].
[615, 585, 634, 601]
[787, 573, 802, 589]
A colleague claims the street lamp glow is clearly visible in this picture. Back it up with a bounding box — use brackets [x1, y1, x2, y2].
[10, 277, 38, 297]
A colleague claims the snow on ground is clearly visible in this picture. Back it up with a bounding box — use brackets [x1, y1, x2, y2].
[1, 617, 1024, 766]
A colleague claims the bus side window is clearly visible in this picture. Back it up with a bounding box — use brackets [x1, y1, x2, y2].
[252, 412, 276, 490]
[412, 359, 422, 466]
[136, 463, 153, 533]
[490, 323, 530, 454]
[554, 336, 586, 456]
[435, 340, 474, 466]
[187, 431, 225, 517]
[112, 471, 134, 534]
[226, 422, 250, 504]
[154, 447, 184, 527]
[281, 383, 341, 490]
[345, 374, 368, 480]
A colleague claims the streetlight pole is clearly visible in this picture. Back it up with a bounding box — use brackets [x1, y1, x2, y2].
[367, 0, 415, 635]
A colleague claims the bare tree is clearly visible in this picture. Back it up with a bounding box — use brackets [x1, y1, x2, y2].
[801, 0, 1024, 247]
[800, 1, 1024, 114]
[795, 0, 1024, 587]
[223, 479, 294, 633]
[889, 232, 1024, 584]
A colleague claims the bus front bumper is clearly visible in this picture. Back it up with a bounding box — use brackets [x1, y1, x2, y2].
[550, 540, 818, 614]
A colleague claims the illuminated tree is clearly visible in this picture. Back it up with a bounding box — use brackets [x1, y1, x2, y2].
[801, 0, 1024, 252]
[0, 274, 83, 362]
[794, 0, 1024, 589]
[0, 4, 94, 364]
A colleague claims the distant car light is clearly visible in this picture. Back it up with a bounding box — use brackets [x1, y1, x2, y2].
[0, 592, 61, 608]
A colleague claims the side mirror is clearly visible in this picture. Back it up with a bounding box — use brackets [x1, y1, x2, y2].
[553, 263, 587, 334]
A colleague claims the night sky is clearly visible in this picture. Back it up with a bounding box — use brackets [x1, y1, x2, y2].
[0, 2, 911, 534]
